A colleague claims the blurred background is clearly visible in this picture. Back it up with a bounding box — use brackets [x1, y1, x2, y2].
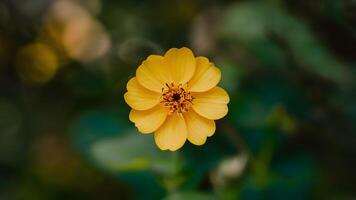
[0, 0, 355, 199]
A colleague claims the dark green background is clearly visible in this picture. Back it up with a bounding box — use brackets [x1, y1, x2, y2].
[0, 0, 355, 199]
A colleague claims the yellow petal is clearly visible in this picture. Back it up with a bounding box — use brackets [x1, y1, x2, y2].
[154, 113, 187, 151]
[183, 110, 216, 145]
[188, 57, 221, 92]
[164, 47, 196, 85]
[124, 77, 161, 110]
[192, 87, 230, 120]
[136, 55, 171, 92]
[129, 105, 168, 134]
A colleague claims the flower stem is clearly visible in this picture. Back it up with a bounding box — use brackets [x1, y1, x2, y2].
[164, 151, 181, 194]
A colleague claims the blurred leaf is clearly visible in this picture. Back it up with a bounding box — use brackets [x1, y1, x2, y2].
[230, 75, 311, 129]
[240, 155, 316, 200]
[70, 109, 171, 173]
[91, 133, 171, 172]
[215, 57, 244, 94]
[222, 2, 268, 41]
[283, 22, 351, 85]
[164, 192, 215, 200]
[221, 2, 352, 85]
[180, 135, 236, 190]
[69, 109, 170, 199]
[248, 39, 287, 68]
[0, 99, 24, 165]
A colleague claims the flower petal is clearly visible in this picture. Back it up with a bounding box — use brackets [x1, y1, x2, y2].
[154, 113, 187, 151]
[136, 55, 171, 92]
[164, 47, 196, 85]
[129, 105, 168, 134]
[188, 57, 221, 92]
[183, 110, 216, 145]
[192, 87, 230, 120]
[124, 77, 161, 110]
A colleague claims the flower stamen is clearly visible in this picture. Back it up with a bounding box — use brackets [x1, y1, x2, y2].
[161, 83, 194, 115]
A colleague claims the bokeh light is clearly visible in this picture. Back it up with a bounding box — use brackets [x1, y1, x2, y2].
[37, 0, 111, 64]
[15, 43, 59, 84]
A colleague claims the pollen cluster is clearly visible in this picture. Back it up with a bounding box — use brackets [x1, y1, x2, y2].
[161, 83, 194, 114]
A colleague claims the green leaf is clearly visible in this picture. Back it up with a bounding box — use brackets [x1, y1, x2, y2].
[164, 192, 216, 200]
[221, 2, 268, 41]
[91, 132, 171, 173]
[221, 2, 352, 85]
[69, 109, 170, 199]
[70, 110, 171, 173]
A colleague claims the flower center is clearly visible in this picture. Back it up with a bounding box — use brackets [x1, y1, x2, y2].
[161, 83, 194, 114]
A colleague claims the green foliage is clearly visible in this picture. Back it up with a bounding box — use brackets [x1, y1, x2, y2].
[164, 192, 216, 200]
[0, 0, 355, 199]
[221, 2, 352, 85]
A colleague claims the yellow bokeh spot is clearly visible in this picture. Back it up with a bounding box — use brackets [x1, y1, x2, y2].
[16, 43, 59, 85]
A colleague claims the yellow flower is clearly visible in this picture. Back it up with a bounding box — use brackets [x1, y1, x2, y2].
[124, 47, 230, 151]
